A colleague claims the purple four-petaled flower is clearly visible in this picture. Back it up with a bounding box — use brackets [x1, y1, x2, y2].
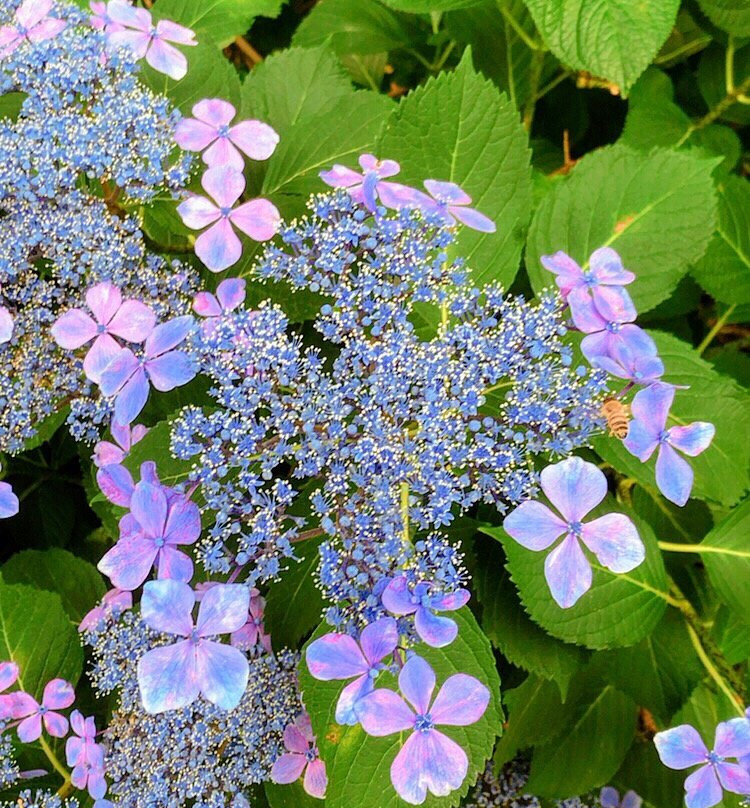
[306, 617, 398, 724]
[93, 420, 149, 468]
[382, 577, 470, 647]
[414, 180, 496, 233]
[175, 98, 278, 171]
[137, 579, 250, 713]
[624, 382, 715, 506]
[600, 786, 642, 808]
[66, 709, 107, 800]
[355, 655, 489, 805]
[270, 712, 327, 799]
[654, 719, 750, 808]
[320, 154, 418, 213]
[503, 456, 645, 608]
[12, 678, 75, 742]
[0, 0, 66, 58]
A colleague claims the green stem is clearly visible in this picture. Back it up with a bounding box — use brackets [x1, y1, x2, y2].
[38, 734, 72, 792]
[676, 74, 750, 146]
[432, 40, 456, 74]
[523, 49, 546, 132]
[534, 69, 572, 102]
[659, 541, 750, 558]
[400, 481, 410, 545]
[687, 624, 745, 717]
[697, 304, 736, 355]
[654, 36, 712, 65]
[496, 2, 543, 51]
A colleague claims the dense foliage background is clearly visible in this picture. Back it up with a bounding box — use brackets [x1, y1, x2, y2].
[2, 0, 750, 807]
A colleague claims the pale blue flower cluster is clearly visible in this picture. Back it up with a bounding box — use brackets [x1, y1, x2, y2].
[0, 792, 80, 808]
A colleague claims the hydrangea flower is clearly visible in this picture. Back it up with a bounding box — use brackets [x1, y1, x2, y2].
[12, 679, 75, 742]
[600, 787, 642, 808]
[174, 98, 279, 171]
[89, 1, 123, 33]
[355, 655, 489, 805]
[97, 479, 201, 590]
[137, 579, 250, 713]
[230, 588, 271, 653]
[306, 617, 398, 724]
[320, 154, 418, 212]
[177, 166, 280, 272]
[381, 578, 470, 647]
[0, 662, 19, 719]
[503, 456, 645, 608]
[193, 277, 246, 335]
[413, 180, 496, 233]
[51, 282, 156, 384]
[0, 467, 18, 519]
[105, 1, 196, 80]
[654, 719, 750, 808]
[270, 712, 327, 799]
[624, 382, 715, 506]
[66, 710, 107, 799]
[541, 248, 636, 326]
[93, 421, 149, 468]
[0, 307, 13, 344]
[78, 588, 133, 632]
[99, 315, 196, 425]
[588, 341, 665, 386]
[0, 0, 66, 58]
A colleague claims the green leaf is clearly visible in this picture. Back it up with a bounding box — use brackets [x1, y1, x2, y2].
[697, 0, 750, 36]
[141, 199, 193, 252]
[494, 675, 565, 767]
[0, 581, 83, 699]
[264, 536, 326, 650]
[380, 0, 481, 10]
[152, 0, 282, 48]
[2, 549, 105, 624]
[482, 504, 669, 650]
[141, 39, 242, 114]
[299, 608, 502, 808]
[293, 0, 421, 55]
[0, 91, 26, 121]
[620, 69, 692, 149]
[521, 0, 680, 94]
[241, 46, 355, 133]
[474, 542, 587, 698]
[691, 176, 750, 304]
[526, 144, 718, 313]
[631, 483, 713, 545]
[265, 781, 321, 808]
[122, 421, 194, 490]
[261, 92, 391, 201]
[700, 498, 750, 621]
[526, 681, 637, 798]
[614, 741, 685, 808]
[591, 331, 750, 507]
[588, 610, 702, 722]
[716, 607, 750, 665]
[444, 1, 554, 109]
[379, 51, 532, 287]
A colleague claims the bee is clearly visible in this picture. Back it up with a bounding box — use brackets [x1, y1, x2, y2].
[601, 397, 630, 439]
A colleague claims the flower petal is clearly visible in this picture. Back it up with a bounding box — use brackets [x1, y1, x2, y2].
[381, 576, 417, 615]
[195, 219, 243, 272]
[229, 119, 279, 161]
[17, 714, 42, 743]
[399, 655, 434, 715]
[130, 481, 167, 539]
[145, 38, 188, 81]
[231, 198, 281, 241]
[137, 641, 200, 714]
[155, 19, 196, 45]
[84, 333, 122, 384]
[544, 534, 592, 608]
[319, 165, 363, 189]
[429, 673, 489, 727]
[107, 29, 149, 60]
[354, 689, 414, 736]
[503, 500, 567, 551]
[581, 513, 645, 573]
[197, 583, 250, 636]
[96, 463, 134, 507]
[654, 724, 709, 769]
[630, 382, 674, 433]
[174, 117, 217, 152]
[17, 0, 54, 28]
[592, 285, 637, 324]
[656, 443, 694, 506]
[284, 723, 310, 755]
[145, 315, 193, 357]
[217, 277, 246, 311]
[196, 640, 249, 710]
[423, 180, 471, 205]
[390, 729, 468, 805]
[540, 251, 583, 296]
[146, 350, 196, 392]
[714, 717, 750, 759]
[303, 758, 327, 799]
[684, 764, 722, 808]
[589, 247, 635, 285]
[271, 752, 307, 784]
[97, 535, 157, 591]
[540, 456, 606, 522]
[599, 787, 621, 808]
[141, 579, 195, 636]
[43, 710, 69, 738]
[193, 98, 235, 127]
[335, 674, 374, 726]
[106, 0, 151, 30]
[414, 607, 457, 648]
[85, 282, 122, 325]
[156, 545, 194, 582]
[107, 300, 156, 343]
[42, 678, 74, 709]
[98, 347, 138, 396]
[449, 204, 496, 233]
[177, 195, 221, 230]
[164, 496, 201, 545]
[201, 164, 245, 209]
[0, 661, 18, 692]
[193, 291, 221, 318]
[0, 482, 19, 519]
[359, 617, 399, 666]
[203, 137, 245, 172]
[715, 761, 750, 795]
[51, 309, 97, 349]
[621, 790, 642, 808]
[668, 423, 715, 457]
[428, 589, 470, 612]
[306, 633, 368, 681]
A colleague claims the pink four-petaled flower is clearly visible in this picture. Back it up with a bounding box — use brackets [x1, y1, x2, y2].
[0, 0, 66, 58]
[12, 678, 75, 742]
[270, 712, 327, 799]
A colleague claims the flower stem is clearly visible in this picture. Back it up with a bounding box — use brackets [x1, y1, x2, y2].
[659, 541, 750, 558]
[697, 304, 736, 355]
[38, 734, 72, 794]
[400, 481, 410, 545]
[686, 623, 746, 717]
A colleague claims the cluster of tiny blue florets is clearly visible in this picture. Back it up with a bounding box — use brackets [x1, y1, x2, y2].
[0, 792, 80, 808]
[0, 2, 196, 451]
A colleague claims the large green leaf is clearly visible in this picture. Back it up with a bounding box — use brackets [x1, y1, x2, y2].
[299, 609, 501, 808]
[0, 581, 83, 699]
[526, 144, 718, 313]
[261, 92, 391, 202]
[152, 0, 282, 48]
[691, 176, 750, 304]
[264, 781, 321, 808]
[474, 545, 587, 698]
[588, 610, 702, 723]
[2, 549, 105, 624]
[379, 52, 532, 288]
[482, 505, 669, 650]
[614, 742, 685, 808]
[241, 46, 355, 133]
[293, 0, 421, 55]
[700, 498, 750, 621]
[522, 0, 680, 94]
[697, 0, 750, 36]
[526, 681, 637, 798]
[380, 0, 481, 9]
[592, 331, 750, 507]
[264, 536, 326, 651]
[141, 40, 242, 114]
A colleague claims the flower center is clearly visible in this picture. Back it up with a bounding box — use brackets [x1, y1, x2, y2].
[39, 705, 48, 715]
[658, 429, 670, 444]
[567, 520, 583, 536]
[96, 323, 107, 334]
[190, 628, 201, 645]
[154, 536, 165, 548]
[305, 748, 317, 762]
[414, 713, 434, 732]
[582, 270, 596, 287]
[706, 750, 722, 765]
[605, 321, 621, 334]
[217, 124, 230, 137]
[220, 206, 232, 218]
